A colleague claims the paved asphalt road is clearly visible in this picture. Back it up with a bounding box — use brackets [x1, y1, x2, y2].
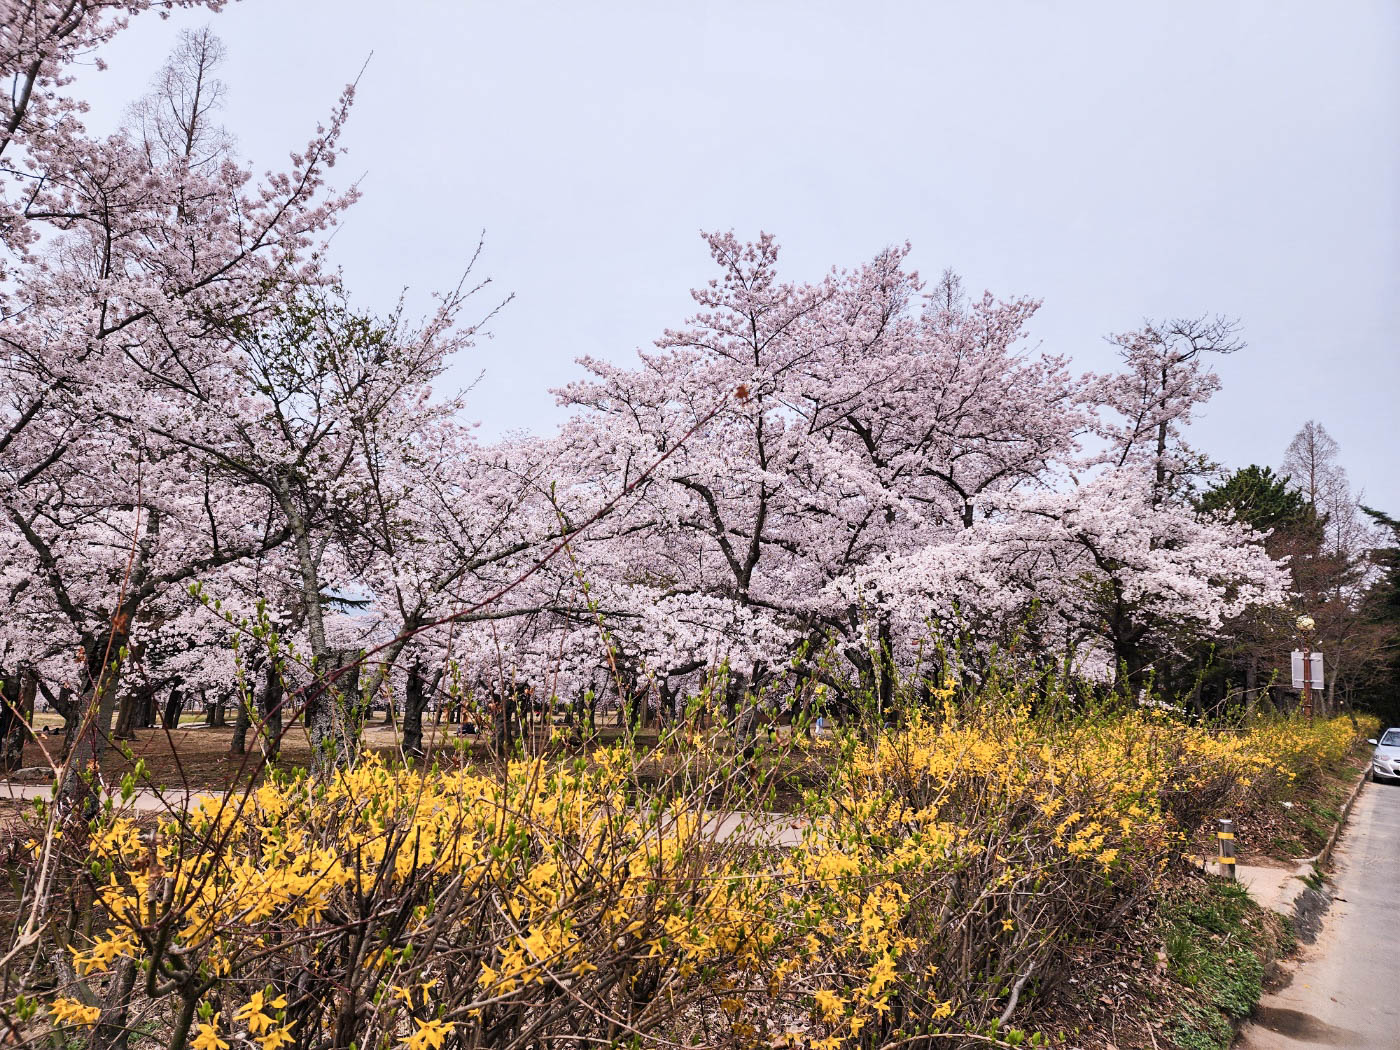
[1238, 779, 1400, 1049]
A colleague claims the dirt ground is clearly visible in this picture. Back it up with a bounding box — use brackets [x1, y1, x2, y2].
[1235, 749, 1369, 861]
[14, 715, 494, 790]
[11, 714, 828, 807]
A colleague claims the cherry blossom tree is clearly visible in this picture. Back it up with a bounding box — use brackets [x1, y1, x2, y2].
[0, 8, 356, 791]
[0, 1, 1303, 777]
[842, 306, 1286, 702]
[556, 234, 1092, 714]
[1089, 316, 1243, 506]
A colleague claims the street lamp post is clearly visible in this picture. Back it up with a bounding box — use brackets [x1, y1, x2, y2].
[1297, 615, 1316, 719]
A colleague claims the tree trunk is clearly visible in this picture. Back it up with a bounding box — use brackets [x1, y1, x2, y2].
[723, 673, 741, 724]
[0, 671, 18, 771]
[278, 490, 365, 775]
[490, 689, 517, 757]
[60, 627, 129, 807]
[113, 687, 140, 740]
[230, 695, 251, 755]
[94, 669, 122, 740]
[876, 620, 895, 720]
[735, 700, 759, 762]
[570, 688, 596, 734]
[1112, 636, 1151, 703]
[1188, 675, 1206, 721]
[0, 667, 35, 771]
[307, 651, 362, 777]
[623, 679, 645, 733]
[18, 666, 37, 765]
[139, 688, 157, 729]
[94, 954, 138, 1050]
[52, 685, 78, 759]
[657, 677, 675, 728]
[258, 662, 282, 761]
[163, 687, 185, 729]
[402, 661, 429, 761]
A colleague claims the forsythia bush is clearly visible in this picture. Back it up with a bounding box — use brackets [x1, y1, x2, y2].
[11, 713, 1367, 1050]
[36, 753, 791, 1050]
[778, 708, 1348, 1044]
[1242, 715, 1377, 792]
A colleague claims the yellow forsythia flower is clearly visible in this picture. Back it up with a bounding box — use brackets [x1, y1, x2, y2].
[49, 997, 101, 1028]
[813, 989, 845, 1022]
[404, 1017, 454, 1050]
[192, 1015, 229, 1050]
[258, 1026, 295, 1050]
[234, 991, 287, 1035]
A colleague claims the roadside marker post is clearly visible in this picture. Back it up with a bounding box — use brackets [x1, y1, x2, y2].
[1217, 818, 1236, 878]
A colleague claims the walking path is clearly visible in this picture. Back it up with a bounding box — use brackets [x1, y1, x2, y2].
[1217, 858, 1316, 916]
[2, 778, 813, 844]
[1237, 781, 1400, 1049]
[2, 778, 205, 814]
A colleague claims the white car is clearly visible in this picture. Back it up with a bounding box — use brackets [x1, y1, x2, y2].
[1369, 728, 1400, 783]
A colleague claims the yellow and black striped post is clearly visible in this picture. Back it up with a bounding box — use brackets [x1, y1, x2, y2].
[1217, 818, 1236, 879]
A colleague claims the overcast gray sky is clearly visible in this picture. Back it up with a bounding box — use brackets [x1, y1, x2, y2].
[88, 1, 1400, 510]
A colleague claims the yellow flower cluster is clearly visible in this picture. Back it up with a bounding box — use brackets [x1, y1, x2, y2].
[775, 711, 1367, 1042]
[47, 997, 101, 1028]
[73, 750, 784, 1047]
[1246, 715, 1378, 787]
[45, 713, 1366, 1050]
